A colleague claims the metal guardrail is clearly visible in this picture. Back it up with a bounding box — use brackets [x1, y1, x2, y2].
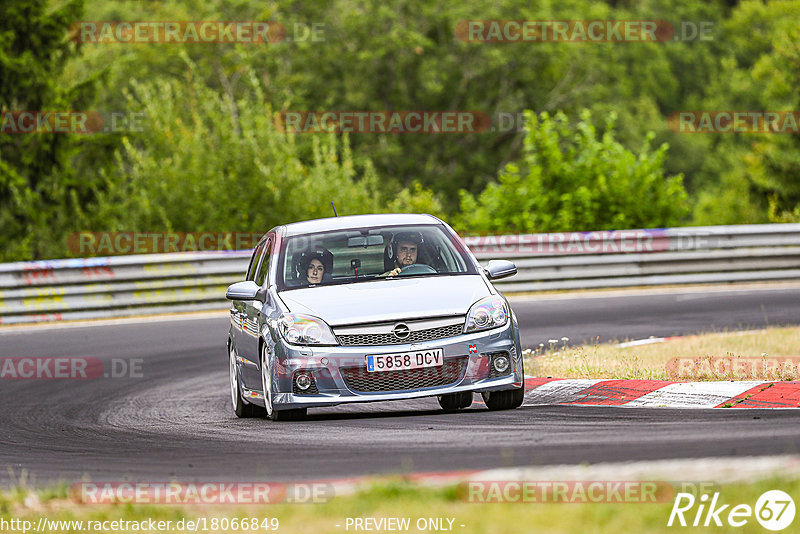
[1, 224, 799, 325]
[0, 252, 250, 325]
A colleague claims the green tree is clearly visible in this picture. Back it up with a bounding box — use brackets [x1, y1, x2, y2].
[455, 110, 688, 233]
[73, 0, 736, 216]
[88, 58, 441, 238]
[0, 0, 95, 260]
[739, 2, 800, 221]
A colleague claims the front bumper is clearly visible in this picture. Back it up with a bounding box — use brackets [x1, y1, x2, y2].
[251, 320, 523, 410]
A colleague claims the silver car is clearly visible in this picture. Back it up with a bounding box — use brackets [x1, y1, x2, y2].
[226, 213, 523, 421]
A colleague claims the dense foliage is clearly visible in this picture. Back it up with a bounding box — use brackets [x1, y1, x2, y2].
[0, 0, 90, 259]
[456, 110, 688, 233]
[90, 60, 440, 234]
[1, 0, 798, 260]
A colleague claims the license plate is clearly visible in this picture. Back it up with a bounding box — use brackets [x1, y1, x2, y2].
[366, 348, 444, 372]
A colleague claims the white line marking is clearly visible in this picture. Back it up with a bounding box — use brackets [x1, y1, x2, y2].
[616, 338, 666, 348]
[468, 454, 800, 484]
[0, 310, 228, 335]
[507, 281, 800, 302]
[623, 381, 765, 408]
[523, 379, 604, 406]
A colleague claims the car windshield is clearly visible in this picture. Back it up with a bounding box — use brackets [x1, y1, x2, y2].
[277, 224, 476, 290]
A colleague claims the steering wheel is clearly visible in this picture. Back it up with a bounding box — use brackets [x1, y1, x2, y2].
[398, 264, 437, 276]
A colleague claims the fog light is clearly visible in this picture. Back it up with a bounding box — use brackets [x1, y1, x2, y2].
[492, 355, 510, 373]
[295, 373, 313, 390]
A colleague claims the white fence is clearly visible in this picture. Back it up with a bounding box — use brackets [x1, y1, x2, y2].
[1, 224, 799, 325]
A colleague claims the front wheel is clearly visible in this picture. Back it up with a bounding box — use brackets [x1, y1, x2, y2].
[261, 344, 307, 422]
[481, 386, 524, 411]
[438, 391, 473, 411]
[229, 343, 264, 418]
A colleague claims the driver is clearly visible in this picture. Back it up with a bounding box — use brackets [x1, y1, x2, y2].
[383, 231, 424, 277]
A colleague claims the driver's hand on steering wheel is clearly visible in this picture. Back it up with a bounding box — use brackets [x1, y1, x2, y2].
[382, 267, 402, 277]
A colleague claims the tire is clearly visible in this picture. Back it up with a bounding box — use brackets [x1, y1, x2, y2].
[271, 407, 308, 421]
[261, 343, 307, 422]
[481, 386, 524, 411]
[438, 391, 473, 411]
[229, 343, 264, 418]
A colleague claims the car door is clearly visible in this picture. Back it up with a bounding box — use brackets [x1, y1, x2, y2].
[240, 235, 272, 366]
[231, 239, 266, 361]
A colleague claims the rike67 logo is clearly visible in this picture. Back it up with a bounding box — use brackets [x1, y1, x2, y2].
[668, 490, 795, 531]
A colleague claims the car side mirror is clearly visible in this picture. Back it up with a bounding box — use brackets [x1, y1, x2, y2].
[226, 281, 261, 300]
[256, 286, 269, 304]
[484, 260, 517, 280]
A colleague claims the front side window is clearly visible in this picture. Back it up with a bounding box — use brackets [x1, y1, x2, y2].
[277, 225, 476, 291]
[246, 241, 266, 282]
[254, 238, 272, 286]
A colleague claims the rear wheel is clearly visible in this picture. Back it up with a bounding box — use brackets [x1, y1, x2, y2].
[261, 344, 307, 422]
[481, 386, 524, 411]
[438, 391, 473, 411]
[229, 344, 264, 418]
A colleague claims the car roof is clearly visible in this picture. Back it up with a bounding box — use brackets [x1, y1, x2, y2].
[275, 213, 442, 237]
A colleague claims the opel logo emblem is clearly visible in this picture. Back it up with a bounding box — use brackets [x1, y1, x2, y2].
[393, 323, 411, 339]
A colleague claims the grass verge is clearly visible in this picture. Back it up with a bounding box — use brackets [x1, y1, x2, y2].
[2, 477, 798, 533]
[524, 326, 800, 380]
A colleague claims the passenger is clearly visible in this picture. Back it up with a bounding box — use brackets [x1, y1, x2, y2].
[305, 257, 325, 284]
[295, 248, 334, 286]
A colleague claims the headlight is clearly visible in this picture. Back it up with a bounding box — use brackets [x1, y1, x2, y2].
[278, 313, 338, 346]
[465, 296, 508, 333]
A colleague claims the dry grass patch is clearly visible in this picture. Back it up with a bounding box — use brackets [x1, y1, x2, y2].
[524, 326, 800, 381]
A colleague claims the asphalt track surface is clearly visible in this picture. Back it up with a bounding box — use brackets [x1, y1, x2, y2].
[2, 285, 800, 486]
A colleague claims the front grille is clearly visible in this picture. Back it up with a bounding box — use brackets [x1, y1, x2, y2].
[341, 357, 467, 393]
[336, 323, 463, 346]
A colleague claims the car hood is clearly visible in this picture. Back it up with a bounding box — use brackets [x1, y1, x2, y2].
[278, 275, 491, 326]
